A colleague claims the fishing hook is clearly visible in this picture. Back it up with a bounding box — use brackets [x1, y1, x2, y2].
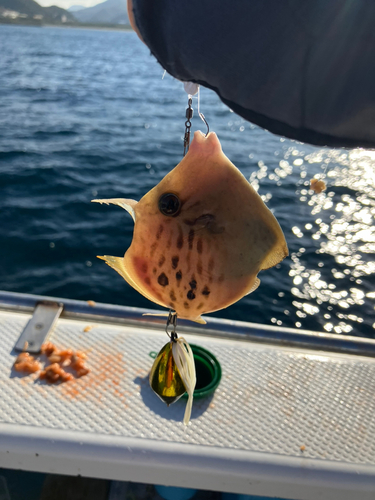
[199, 111, 209, 137]
[197, 86, 209, 137]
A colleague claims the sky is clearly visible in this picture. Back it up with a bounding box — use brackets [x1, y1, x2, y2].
[37, 0, 106, 9]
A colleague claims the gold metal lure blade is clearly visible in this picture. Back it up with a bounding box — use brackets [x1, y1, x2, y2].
[149, 341, 186, 406]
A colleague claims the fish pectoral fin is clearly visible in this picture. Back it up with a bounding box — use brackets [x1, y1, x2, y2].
[244, 277, 260, 296]
[92, 198, 138, 222]
[194, 214, 224, 234]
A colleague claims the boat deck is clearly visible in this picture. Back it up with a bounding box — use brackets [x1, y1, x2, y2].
[0, 291, 375, 500]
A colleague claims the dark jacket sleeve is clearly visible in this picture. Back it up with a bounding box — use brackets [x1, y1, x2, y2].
[131, 0, 375, 148]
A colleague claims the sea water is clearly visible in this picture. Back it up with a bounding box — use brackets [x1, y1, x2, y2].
[1, 25, 374, 337]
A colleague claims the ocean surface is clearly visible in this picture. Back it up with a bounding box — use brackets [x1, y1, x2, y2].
[1, 25, 374, 337]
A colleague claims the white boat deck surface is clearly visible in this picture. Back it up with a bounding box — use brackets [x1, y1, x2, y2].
[0, 305, 375, 500]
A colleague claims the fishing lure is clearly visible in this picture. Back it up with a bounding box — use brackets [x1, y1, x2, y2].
[149, 311, 196, 426]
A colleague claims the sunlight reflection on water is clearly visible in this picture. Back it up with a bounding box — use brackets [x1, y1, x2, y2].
[251, 144, 375, 335]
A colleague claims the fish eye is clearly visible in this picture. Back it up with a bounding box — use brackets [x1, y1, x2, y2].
[158, 193, 181, 217]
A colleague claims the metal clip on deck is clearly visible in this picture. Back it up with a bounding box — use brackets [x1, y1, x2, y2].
[14, 300, 63, 353]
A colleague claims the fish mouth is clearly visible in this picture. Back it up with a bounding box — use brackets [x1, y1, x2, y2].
[189, 131, 222, 156]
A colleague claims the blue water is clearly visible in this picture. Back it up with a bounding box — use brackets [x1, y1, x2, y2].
[1, 25, 374, 337]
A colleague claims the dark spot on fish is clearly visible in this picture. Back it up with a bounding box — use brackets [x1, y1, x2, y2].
[144, 277, 151, 285]
[184, 302, 190, 309]
[188, 229, 195, 250]
[177, 226, 183, 249]
[197, 302, 204, 310]
[189, 279, 197, 289]
[150, 242, 157, 257]
[158, 255, 165, 267]
[156, 224, 164, 240]
[153, 267, 157, 274]
[169, 302, 175, 309]
[141, 262, 148, 273]
[197, 260, 202, 275]
[208, 257, 215, 272]
[166, 234, 172, 250]
[202, 286, 210, 296]
[170, 290, 176, 302]
[197, 239, 203, 254]
[171, 256, 179, 269]
[176, 271, 182, 281]
[158, 273, 169, 286]
[187, 290, 196, 300]
[218, 274, 225, 282]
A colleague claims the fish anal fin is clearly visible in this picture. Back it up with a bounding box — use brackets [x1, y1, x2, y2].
[97, 255, 166, 308]
[142, 313, 169, 318]
[143, 312, 207, 325]
[245, 277, 260, 296]
[192, 316, 207, 324]
[92, 198, 138, 222]
[97, 255, 130, 283]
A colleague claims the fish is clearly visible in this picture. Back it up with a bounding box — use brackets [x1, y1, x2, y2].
[93, 131, 288, 323]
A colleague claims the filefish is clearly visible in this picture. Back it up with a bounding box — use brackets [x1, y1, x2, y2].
[93, 131, 288, 323]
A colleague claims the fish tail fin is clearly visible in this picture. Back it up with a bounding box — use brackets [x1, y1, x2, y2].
[92, 198, 137, 221]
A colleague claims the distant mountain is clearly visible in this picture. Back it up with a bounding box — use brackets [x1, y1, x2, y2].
[68, 4, 85, 11]
[43, 4, 77, 22]
[73, 0, 128, 25]
[0, 0, 76, 23]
